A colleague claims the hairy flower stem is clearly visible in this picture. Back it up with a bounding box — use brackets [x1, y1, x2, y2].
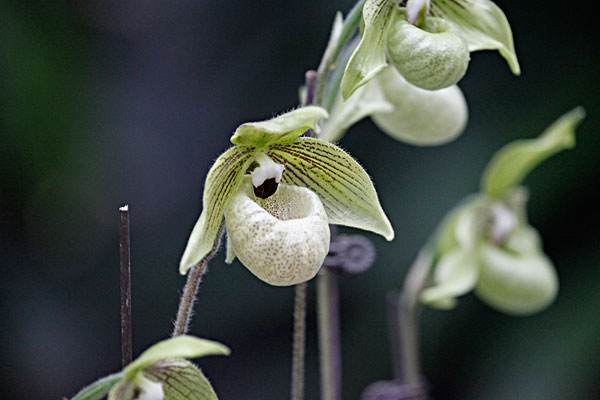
[119, 205, 132, 367]
[172, 259, 208, 337]
[394, 249, 434, 384]
[291, 283, 308, 400]
[317, 267, 342, 400]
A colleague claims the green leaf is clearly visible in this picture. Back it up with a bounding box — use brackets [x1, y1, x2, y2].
[179, 146, 255, 274]
[268, 138, 394, 240]
[431, 0, 521, 74]
[420, 248, 479, 307]
[125, 336, 230, 379]
[71, 372, 124, 400]
[230, 106, 328, 148]
[481, 107, 585, 198]
[145, 360, 219, 400]
[476, 243, 558, 316]
[340, 0, 394, 99]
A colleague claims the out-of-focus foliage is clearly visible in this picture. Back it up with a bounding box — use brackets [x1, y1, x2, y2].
[1, 1, 598, 400]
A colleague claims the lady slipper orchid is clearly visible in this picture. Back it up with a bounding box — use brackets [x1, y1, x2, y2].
[179, 106, 394, 286]
[341, 0, 520, 98]
[72, 336, 230, 400]
[420, 108, 585, 315]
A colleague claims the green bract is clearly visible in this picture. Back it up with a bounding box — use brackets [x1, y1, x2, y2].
[71, 336, 230, 400]
[482, 107, 585, 198]
[321, 66, 468, 146]
[341, 0, 520, 99]
[420, 109, 585, 315]
[180, 106, 394, 285]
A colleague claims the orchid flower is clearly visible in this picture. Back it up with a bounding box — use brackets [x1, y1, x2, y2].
[420, 108, 585, 315]
[341, 0, 520, 98]
[71, 336, 230, 400]
[179, 106, 394, 286]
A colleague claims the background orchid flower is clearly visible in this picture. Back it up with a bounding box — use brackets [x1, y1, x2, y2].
[420, 108, 585, 315]
[71, 335, 230, 400]
[180, 106, 394, 286]
[321, 65, 468, 145]
[341, 0, 520, 98]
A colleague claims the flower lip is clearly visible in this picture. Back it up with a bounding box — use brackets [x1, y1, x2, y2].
[225, 180, 330, 286]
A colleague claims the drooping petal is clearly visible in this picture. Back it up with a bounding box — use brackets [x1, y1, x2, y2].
[230, 106, 328, 148]
[320, 80, 393, 143]
[475, 243, 558, 316]
[225, 182, 330, 286]
[71, 372, 125, 400]
[179, 146, 255, 274]
[430, 0, 520, 74]
[341, 0, 395, 99]
[268, 138, 394, 240]
[420, 248, 480, 308]
[481, 107, 585, 198]
[125, 336, 230, 379]
[371, 67, 468, 146]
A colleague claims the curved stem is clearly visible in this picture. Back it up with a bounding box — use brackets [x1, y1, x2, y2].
[395, 249, 434, 384]
[172, 260, 208, 337]
[291, 282, 308, 400]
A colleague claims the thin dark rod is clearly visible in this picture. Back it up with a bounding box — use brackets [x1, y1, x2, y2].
[119, 205, 132, 367]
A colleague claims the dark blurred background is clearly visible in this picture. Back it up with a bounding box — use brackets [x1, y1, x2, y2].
[1, 1, 598, 399]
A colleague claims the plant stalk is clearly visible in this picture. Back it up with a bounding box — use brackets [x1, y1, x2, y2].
[291, 282, 308, 400]
[317, 267, 342, 400]
[394, 249, 433, 384]
[172, 260, 208, 337]
[119, 205, 132, 367]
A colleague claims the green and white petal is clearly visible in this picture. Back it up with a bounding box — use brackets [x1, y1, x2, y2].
[341, 0, 395, 99]
[230, 106, 328, 148]
[421, 248, 480, 308]
[430, 0, 520, 74]
[145, 360, 219, 400]
[268, 138, 394, 240]
[476, 243, 558, 316]
[125, 336, 230, 379]
[320, 80, 393, 143]
[179, 146, 255, 275]
[481, 107, 585, 198]
[371, 67, 468, 146]
[225, 181, 330, 286]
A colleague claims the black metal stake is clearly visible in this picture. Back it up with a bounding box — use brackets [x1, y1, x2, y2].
[119, 205, 132, 367]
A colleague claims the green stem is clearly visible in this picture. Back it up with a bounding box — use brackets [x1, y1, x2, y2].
[317, 268, 342, 400]
[396, 248, 434, 384]
[314, 0, 365, 106]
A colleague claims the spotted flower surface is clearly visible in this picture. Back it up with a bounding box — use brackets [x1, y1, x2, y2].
[180, 106, 394, 286]
[341, 0, 520, 98]
[420, 108, 585, 315]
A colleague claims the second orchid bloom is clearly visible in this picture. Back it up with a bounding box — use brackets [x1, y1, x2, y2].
[180, 106, 394, 286]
